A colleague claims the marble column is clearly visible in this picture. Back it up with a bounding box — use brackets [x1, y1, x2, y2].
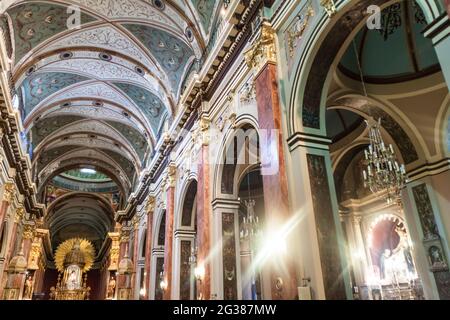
[131, 216, 139, 299]
[196, 115, 211, 300]
[0, 183, 14, 233]
[6, 208, 24, 263]
[244, 21, 296, 299]
[144, 196, 155, 299]
[163, 164, 176, 300]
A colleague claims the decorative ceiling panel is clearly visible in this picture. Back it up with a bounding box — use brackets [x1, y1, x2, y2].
[191, 0, 217, 36]
[38, 101, 144, 132]
[113, 82, 167, 135]
[20, 72, 89, 117]
[30, 115, 85, 148]
[123, 23, 195, 96]
[105, 120, 148, 161]
[99, 149, 136, 181]
[36, 145, 80, 173]
[36, 81, 144, 121]
[37, 25, 157, 71]
[8, 2, 96, 63]
[39, 119, 137, 157]
[44, 135, 136, 164]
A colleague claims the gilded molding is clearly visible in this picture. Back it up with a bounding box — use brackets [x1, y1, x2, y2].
[146, 196, 156, 214]
[120, 228, 131, 243]
[244, 21, 277, 72]
[3, 183, 15, 203]
[320, 0, 336, 17]
[15, 207, 25, 224]
[167, 163, 177, 188]
[22, 223, 36, 240]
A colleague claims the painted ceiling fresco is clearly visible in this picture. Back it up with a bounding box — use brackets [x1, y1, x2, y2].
[8, 2, 96, 63]
[3, 0, 223, 241]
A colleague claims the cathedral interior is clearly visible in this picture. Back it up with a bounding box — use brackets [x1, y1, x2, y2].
[0, 0, 449, 301]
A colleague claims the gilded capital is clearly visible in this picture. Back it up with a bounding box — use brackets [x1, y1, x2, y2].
[132, 215, 140, 230]
[244, 21, 277, 72]
[22, 223, 36, 240]
[167, 163, 177, 188]
[146, 196, 156, 214]
[15, 207, 25, 223]
[199, 115, 210, 146]
[120, 228, 131, 243]
[3, 182, 15, 203]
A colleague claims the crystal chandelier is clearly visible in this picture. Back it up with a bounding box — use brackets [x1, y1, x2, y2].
[362, 118, 406, 205]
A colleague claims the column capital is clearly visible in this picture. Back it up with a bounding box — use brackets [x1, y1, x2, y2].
[22, 222, 36, 240]
[15, 207, 25, 223]
[120, 227, 131, 243]
[3, 182, 15, 203]
[244, 21, 277, 72]
[166, 163, 177, 188]
[146, 196, 156, 215]
[132, 215, 140, 231]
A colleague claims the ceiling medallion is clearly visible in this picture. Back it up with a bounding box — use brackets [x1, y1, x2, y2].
[185, 27, 194, 42]
[62, 102, 71, 107]
[60, 51, 73, 60]
[122, 111, 130, 118]
[93, 101, 103, 107]
[134, 66, 145, 76]
[99, 52, 112, 61]
[24, 11, 33, 18]
[152, 0, 165, 10]
[26, 65, 36, 75]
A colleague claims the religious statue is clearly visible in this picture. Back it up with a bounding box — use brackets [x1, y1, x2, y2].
[107, 276, 116, 299]
[67, 269, 78, 290]
[23, 275, 33, 300]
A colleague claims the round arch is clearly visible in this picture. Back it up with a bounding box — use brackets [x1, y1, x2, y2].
[288, 0, 446, 137]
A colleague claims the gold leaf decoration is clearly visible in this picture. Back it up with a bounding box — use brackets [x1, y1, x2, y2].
[54, 238, 95, 273]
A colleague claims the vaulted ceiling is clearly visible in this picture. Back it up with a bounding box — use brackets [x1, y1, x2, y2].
[2, 0, 224, 254]
[3, 0, 223, 197]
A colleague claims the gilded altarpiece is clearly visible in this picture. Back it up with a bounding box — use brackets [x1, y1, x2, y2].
[222, 212, 238, 300]
[306, 154, 347, 299]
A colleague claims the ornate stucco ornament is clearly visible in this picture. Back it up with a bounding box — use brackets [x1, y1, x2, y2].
[320, 0, 337, 17]
[22, 222, 36, 240]
[3, 182, 15, 203]
[167, 163, 177, 188]
[195, 115, 210, 146]
[15, 207, 25, 223]
[146, 196, 156, 214]
[244, 21, 277, 72]
[287, 4, 315, 58]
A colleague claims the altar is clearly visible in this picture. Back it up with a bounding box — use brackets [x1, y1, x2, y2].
[50, 238, 95, 300]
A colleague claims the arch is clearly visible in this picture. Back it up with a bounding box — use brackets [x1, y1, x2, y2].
[289, 0, 446, 136]
[154, 209, 166, 247]
[178, 179, 198, 228]
[0, 220, 9, 256]
[213, 118, 261, 200]
[328, 95, 426, 164]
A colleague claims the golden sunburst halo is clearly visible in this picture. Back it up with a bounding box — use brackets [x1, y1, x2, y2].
[54, 238, 95, 273]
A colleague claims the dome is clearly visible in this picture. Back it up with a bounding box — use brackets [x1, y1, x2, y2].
[339, 2, 439, 83]
[8, 251, 27, 273]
